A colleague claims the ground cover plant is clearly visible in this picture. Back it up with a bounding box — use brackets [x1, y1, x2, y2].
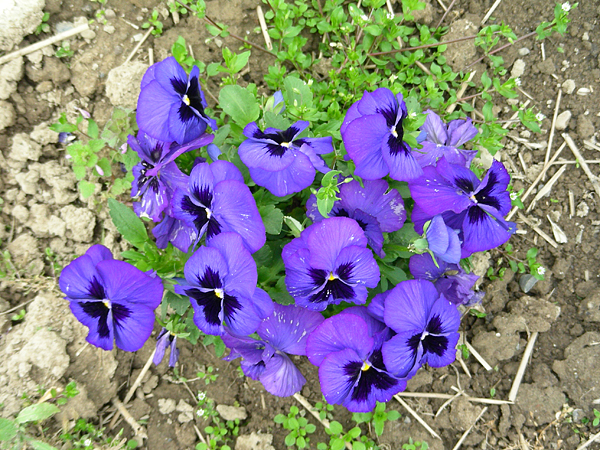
[4, 0, 599, 448]
[58, 0, 571, 420]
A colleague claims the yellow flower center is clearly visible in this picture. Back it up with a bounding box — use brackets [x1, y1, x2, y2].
[328, 272, 336, 281]
[214, 288, 224, 299]
[361, 362, 371, 371]
[183, 94, 191, 106]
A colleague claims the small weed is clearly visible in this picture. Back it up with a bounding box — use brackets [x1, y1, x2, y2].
[142, 9, 164, 35]
[55, 41, 74, 58]
[402, 438, 429, 450]
[197, 366, 218, 385]
[274, 405, 316, 449]
[35, 12, 51, 34]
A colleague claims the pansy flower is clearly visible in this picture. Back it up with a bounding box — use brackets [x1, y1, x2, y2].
[137, 57, 217, 145]
[409, 253, 483, 306]
[415, 110, 478, 168]
[223, 304, 324, 397]
[409, 158, 516, 257]
[238, 121, 333, 196]
[59, 245, 163, 352]
[282, 217, 380, 311]
[171, 160, 266, 253]
[175, 232, 273, 336]
[382, 279, 460, 378]
[129, 132, 214, 221]
[341, 88, 423, 181]
[306, 179, 406, 258]
[154, 328, 180, 367]
[306, 310, 404, 412]
[152, 215, 197, 253]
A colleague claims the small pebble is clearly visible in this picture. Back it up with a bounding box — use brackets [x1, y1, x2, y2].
[555, 110, 572, 131]
[103, 25, 115, 34]
[105, 9, 116, 19]
[519, 274, 538, 293]
[518, 47, 530, 56]
[511, 59, 526, 79]
[81, 29, 96, 40]
[562, 79, 576, 95]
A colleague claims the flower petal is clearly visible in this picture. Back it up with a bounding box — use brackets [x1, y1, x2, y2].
[207, 232, 257, 298]
[383, 279, 438, 334]
[421, 110, 448, 145]
[319, 348, 363, 405]
[96, 260, 163, 309]
[247, 150, 315, 197]
[342, 114, 390, 180]
[69, 300, 114, 350]
[258, 303, 324, 355]
[306, 313, 373, 366]
[260, 353, 306, 397]
[307, 217, 368, 271]
[382, 332, 422, 378]
[153, 56, 188, 92]
[136, 80, 176, 142]
[212, 180, 266, 253]
[113, 303, 157, 352]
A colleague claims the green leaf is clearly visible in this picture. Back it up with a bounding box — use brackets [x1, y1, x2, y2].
[29, 441, 58, 450]
[274, 414, 286, 423]
[16, 403, 60, 424]
[96, 157, 112, 177]
[165, 291, 190, 315]
[283, 76, 313, 109]
[87, 119, 99, 139]
[78, 180, 96, 199]
[108, 198, 149, 248]
[259, 205, 284, 235]
[231, 50, 251, 73]
[0, 418, 17, 441]
[218, 85, 260, 127]
[328, 421, 343, 435]
[283, 216, 303, 238]
[72, 164, 86, 180]
[285, 433, 296, 446]
[330, 438, 345, 450]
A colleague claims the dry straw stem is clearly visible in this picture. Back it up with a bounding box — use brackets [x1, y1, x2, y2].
[461, 334, 493, 371]
[394, 395, 442, 440]
[457, 353, 472, 378]
[544, 88, 563, 178]
[435, 0, 448, 11]
[526, 163, 567, 212]
[293, 393, 353, 450]
[0, 23, 89, 65]
[109, 349, 156, 431]
[508, 331, 539, 402]
[256, 6, 273, 51]
[576, 427, 600, 449]
[506, 141, 567, 221]
[583, 140, 600, 152]
[451, 406, 488, 450]
[436, 0, 458, 28]
[124, 26, 153, 64]
[517, 213, 559, 248]
[397, 391, 512, 405]
[112, 398, 147, 441]
[563, 133, 600, 200]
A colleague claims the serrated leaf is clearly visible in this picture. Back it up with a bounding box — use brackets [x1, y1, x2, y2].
[16, 403, 60, 424]
[87, 119, 99, 139]
[259, 205, 284, 235]
[108, 198, 148, 248]
[165, 291, 190, 315]
[0, 418, 17, 441]
[218, 85, 260, 127]
[78, 180, 96, 199]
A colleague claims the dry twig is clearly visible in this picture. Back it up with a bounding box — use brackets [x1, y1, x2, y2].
[394, 395, 442, 440]
[0, 23, 89, 65]
[544, 89, 562, 178]
[563, 133, 600, 200]
[517, 213, 559, 249]
[508, 332, 539, 402]
[124, 27, 153, 64]
[451, 406, 488, 450]
[256, 6, 273, 50]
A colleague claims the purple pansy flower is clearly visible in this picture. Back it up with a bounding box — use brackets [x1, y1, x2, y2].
[171, 160, 266, 253]
[59, 245, 163, 352]
[415, 110, 478, 168]
[341, 88, 423, 181]
[382, 279, 460, 378]
[409, 158, 516, 257]
[423, 215, 461, 264]
[175, 232, 273, 336]
[306, 179, 406, 258]
[282, 217, 380, 311]
[223, 304, 324, 397]
[238, 121, 333, 197]
[409, 253, 483, 306]
[152, 215, 197, 252]
[130, 132, 214, 221]
[137, 57, 217, 145]
[306, 310, 405, 412]
[154, 328, 180, 367]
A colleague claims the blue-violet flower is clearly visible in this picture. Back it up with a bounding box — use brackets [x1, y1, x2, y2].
[59, 245, 163, 352]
